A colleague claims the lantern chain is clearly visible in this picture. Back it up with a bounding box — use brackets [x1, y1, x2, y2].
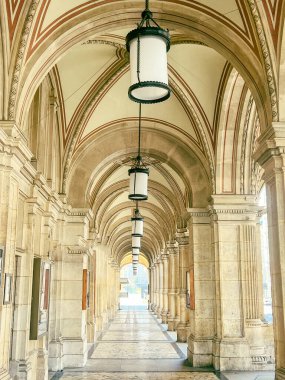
[138, 102, 142, 160]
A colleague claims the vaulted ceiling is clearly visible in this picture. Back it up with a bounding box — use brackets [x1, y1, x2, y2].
[3, 0, 285, 265]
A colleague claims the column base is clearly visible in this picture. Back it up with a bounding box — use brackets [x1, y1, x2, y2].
[187, 334, 213, 367]
[173, 317, 180, 330]
[213, 337, 251, 371]
[1, 367, 14, 380]
[87, 321, 96, 343]
[177, 323, 190, 342]
[36, 348, 48, 380]
[276, 368, 285, 380]
[161, 310, 168, 324]
[8, 359, 32, 379]
[155, 307, 162, 319]
[49, 339, 64, 371]
[150, 303, 156, 312]
[167, 317, 175, 331]
[62, 338, 87, 368]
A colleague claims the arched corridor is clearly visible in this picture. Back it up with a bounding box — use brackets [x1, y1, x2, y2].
[0, 1, 285, 380]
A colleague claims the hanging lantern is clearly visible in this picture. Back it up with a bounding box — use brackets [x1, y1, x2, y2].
[133, 266, 138, 276]
[126, 1, 171, 103]
[131, 208, 144, 237]
[132, 236, 141, 249]
[129, 165, 149, 201]
[128, 103, 150, 201]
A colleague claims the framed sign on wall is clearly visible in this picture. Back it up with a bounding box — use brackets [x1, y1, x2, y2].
[30, 258, 51, 339]
[3, 273, 12, 304]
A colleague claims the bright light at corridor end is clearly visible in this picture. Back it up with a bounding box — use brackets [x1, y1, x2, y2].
[126, 0, 171, 104]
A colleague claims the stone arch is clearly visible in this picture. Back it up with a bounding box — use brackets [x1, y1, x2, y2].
[14, 1, 273, 132]
[66, 123, 211, 208]
[279, 25, 285, 121]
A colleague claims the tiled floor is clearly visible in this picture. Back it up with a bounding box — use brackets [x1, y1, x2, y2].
[56, 308, 219, 379]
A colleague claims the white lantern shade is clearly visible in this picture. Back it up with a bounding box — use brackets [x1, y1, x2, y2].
[132, 236, 141, 249]
[126, 27, 170, 103]
[132, 248, 140, 256]
[129, 167, 149, 201]
[132, 216, 144, 237]
[132, 253, 139, 262]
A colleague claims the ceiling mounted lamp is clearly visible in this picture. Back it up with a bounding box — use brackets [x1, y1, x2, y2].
[132, 236, 141, 249]
[129, 104, 149, 201]
[131, 205, 144, 237]
[126, 0, 171, 103]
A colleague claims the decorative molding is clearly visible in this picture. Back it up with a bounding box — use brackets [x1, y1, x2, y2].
[210, 208, 257, 215]
[62, 57, 128, 193]
[247, 0, 278, 122]
[8, 0, 40, 120]
[67, 247, 88, 255]
[251, 355, 275, 364]
[188, 211, 209, 217]
[240, 95, 254, 194]
[169, 78, 215, 192]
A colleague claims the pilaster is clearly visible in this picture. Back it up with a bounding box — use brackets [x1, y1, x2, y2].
[161, 251, 169, 323]
[187, 209, 214, 367]
[209, 195, 259, 371]
[176, 229, 190, 342]
[167, 242, 179, 331]
[153, 260, 160, 313]
[254, 123, 285, 378]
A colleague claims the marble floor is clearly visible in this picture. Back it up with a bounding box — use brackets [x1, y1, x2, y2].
[50, 308, 275, 380]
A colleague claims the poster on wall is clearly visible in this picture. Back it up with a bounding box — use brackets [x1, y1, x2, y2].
[30, 258, 51, 339]
[82, 269, 90, 310]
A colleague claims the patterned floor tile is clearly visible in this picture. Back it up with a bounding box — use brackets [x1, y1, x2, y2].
[60, 372, 218, 379]
[55, 309, 219, 380]
[91, 342, 180, 359]
[101, 330, 169, 341]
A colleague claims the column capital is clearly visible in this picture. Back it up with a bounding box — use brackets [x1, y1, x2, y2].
[175, 229, 189, 245]
[208, 195, 259, 222]
[187, 208, 210, 224]
[161, 253, 169, 261]
[254, 122, 285, 167]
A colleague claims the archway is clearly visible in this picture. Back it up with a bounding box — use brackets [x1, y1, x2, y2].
[120, 255, 149, 310]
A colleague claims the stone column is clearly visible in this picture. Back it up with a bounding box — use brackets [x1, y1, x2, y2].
[150, 265, 155, 311]
[161, 252, 169, 323]
[0, 123, 34, 380]
[209, 195, 259, 371]
[153, 259, 159, 314]
[174, 248, 180, 329]
[158, 256, 164, 319]
[167, 242, 179, 331]
[254, 123, 285, 379]
[187, 209, 214, 367]
[176, 229, 190, 342]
